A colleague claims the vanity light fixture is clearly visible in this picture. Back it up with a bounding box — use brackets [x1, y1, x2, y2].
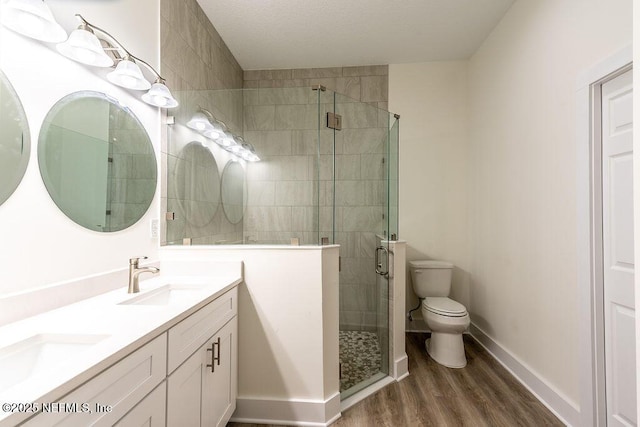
[106, 57, 151, 90]
[142, 78, 178, 108]
[0, 0, 67, 43]
[56, 24, 113, 67]
[57, 14, 177, 108]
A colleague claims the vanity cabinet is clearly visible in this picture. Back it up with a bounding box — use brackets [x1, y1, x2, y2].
[18, 285, 238, 427]
[167, 317, 237, 427]
[113, 382, 166, 427]
[23, 334, 167, 427]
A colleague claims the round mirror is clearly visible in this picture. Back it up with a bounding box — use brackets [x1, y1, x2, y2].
[0, 69, 30, 206]
[38, 91, 157, 232]
[174, 141, 220, 227]
[221, 160, 246, 224]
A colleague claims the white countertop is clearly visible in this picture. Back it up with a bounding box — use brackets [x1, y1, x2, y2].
[0, 274, 241, 425]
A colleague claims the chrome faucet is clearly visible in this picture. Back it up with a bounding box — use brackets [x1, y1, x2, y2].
[128, 256, 160, 293]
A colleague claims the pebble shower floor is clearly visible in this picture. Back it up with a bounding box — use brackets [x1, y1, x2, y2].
[339, 330, 382, 391]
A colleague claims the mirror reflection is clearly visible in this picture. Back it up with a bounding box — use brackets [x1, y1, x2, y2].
[38, 91, 157, 232]
[221, 160, 246, 224]
[174, 141, 220, 227]
[0, 69, 30, 206]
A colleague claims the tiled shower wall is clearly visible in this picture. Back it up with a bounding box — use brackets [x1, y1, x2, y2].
[160, 0, 244, 245]
[243, 67, 390, 330]
[159, 5, 392, 332]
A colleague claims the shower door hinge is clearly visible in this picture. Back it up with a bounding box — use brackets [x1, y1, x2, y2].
[339, 256, 341, 272]
[326, 112, 342, 130]
[339, 362, 342, 379]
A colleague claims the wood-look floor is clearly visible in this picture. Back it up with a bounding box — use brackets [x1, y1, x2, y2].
[228, 333, 564, 427]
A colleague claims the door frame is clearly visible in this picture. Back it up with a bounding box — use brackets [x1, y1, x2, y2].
[577, 45, 632, 427]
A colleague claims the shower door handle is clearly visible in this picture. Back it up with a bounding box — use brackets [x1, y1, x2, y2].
[375, 246, 388, 276]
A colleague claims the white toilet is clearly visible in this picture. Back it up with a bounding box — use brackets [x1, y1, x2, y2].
[409, 260, 470, 368]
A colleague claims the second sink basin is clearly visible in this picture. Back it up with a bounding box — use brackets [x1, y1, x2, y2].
[0, 333, 109, 393]
[119, 284, 206, 306]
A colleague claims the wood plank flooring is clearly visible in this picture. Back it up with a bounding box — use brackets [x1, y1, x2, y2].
[228, 333, 564, 427]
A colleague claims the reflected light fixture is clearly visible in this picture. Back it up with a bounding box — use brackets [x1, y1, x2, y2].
[241, 142, 260, 162]
[187, 110, 215, 132]
[0, 0, 67, 42]
[185, 110, 260, 162]
[220, 132, 236, 147]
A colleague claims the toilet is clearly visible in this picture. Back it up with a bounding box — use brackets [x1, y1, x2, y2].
[409, 260, 470, 368]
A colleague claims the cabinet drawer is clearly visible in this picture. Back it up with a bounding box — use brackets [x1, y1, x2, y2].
[168, 286, 237, 373]
[23, 334, 167, 427]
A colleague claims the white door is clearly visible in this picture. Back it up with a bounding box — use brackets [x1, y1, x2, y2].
[602, 68, 636, 427]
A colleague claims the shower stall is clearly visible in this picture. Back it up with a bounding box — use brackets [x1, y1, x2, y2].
[163, 85, 399, 399]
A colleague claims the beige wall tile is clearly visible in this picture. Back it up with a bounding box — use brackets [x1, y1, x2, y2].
[292, 67, 342, 79]
[343, 65, 389, 77]
[361, 75, 388, 102]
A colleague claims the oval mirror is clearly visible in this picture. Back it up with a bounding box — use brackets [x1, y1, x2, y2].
[0, 69, 30, 206]
[221, 160, 246, 224]
[38, 91, 157, 232]
[174, 141, 220, 227]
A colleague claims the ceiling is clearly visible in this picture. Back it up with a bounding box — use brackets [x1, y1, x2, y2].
[197, 0, 516, 71]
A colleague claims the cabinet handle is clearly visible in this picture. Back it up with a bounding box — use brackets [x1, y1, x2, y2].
[214, 337, 221, 366]
[206, 337, 221, 373]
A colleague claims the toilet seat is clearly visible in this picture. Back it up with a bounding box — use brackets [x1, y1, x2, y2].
[423, 297, 467, 317]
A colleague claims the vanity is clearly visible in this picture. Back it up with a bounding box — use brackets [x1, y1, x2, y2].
[0, 272, 241, 427]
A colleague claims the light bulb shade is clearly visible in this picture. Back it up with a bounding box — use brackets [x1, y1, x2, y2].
[142, 81, 178, 108]
[106, 59, 151, 90]
[203, 129, 221, 140]
[187, 111, 213, 132]
[0, 0, 67, 42]
[240, 142, 260, 162]
[219, 133, 235, 147]
[57, 28, 114, 67]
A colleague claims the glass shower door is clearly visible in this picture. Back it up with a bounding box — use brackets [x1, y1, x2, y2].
[333, 92, 392, 398]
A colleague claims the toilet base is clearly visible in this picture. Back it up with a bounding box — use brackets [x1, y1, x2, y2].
[425, 333, 467, 368]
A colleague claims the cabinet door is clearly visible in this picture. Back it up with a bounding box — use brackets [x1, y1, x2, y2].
[167, 345, 208, 427]
[114, 382, 166, 427]
[203, 317, 238, 427]
[167, 317, 237, 427]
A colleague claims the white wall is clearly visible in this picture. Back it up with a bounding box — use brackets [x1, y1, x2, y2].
[158, 245, 341, 426]
[467, 0, 631, 411]
[0, 0, 161, 295]
[390, 0, 631, 416]
[388, 61, 470, 321]
[634, 0, 640, 418]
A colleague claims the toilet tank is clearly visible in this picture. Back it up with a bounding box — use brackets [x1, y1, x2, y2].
[409, 260, 454, 298]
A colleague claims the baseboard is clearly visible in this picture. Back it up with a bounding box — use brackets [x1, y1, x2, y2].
[230, 392, 341, 426]
[394, 354, 409, 381]
[469, 323, 579, 426]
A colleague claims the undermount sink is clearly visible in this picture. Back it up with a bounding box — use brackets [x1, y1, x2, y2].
[0, 333, 109, 393]
[119, 284, 206, 306]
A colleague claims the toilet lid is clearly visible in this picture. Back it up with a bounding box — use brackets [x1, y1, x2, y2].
[423, 297, 467, 317]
